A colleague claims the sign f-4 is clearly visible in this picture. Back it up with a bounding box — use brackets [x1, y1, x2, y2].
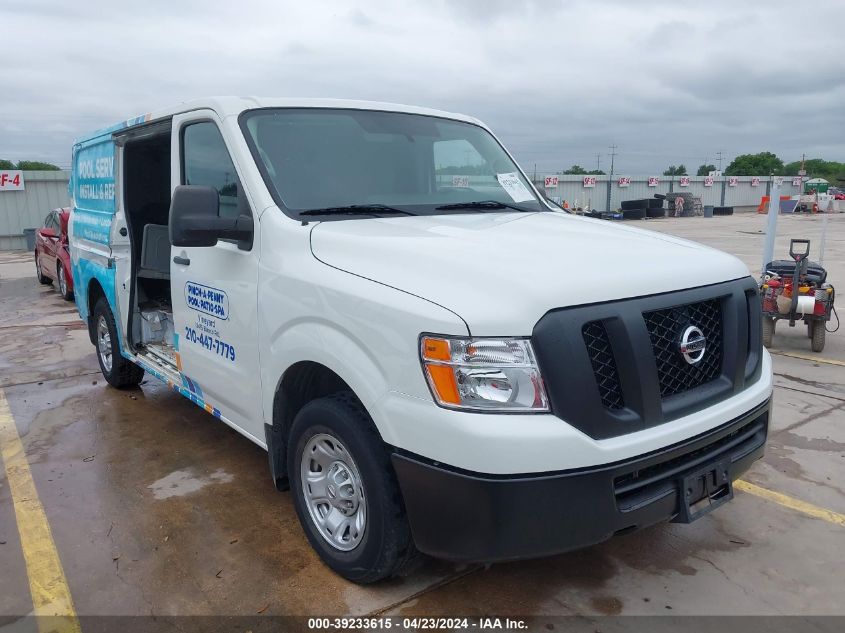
[0, 170, 25, 191]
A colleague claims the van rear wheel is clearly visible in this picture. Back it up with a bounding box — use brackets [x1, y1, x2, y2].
[92, 297, 144, 388]
[288, 393, 416, 583]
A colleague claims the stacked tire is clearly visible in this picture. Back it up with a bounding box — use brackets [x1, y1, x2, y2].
[623, 208, 646, 220]
[620, 198, 664, 219]
[646, 198, 666, 218]
[713, 206, 734, 216]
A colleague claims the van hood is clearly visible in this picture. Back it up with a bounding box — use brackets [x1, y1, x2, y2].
[309, 212, 750, 335]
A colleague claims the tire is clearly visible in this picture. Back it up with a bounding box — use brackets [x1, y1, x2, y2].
[288, 393, 415, 584]
[622, 208, 646, 220]
[621, 199, 649, 210]
[647, 198, 664, 209]
[92, 297, 144, 388]
[653, 193, 667, 200]
[36, 255, 52, 285]
[714, 206, 734, 216]
[810, 321, 826, 353]
[58, 263, 74, 301]
[762, 317, 775, 348]
[646, 208, 666, 218]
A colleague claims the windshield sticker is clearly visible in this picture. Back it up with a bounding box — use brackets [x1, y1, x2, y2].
[496, 172, 534, 202]
[185, 282, 229, 320]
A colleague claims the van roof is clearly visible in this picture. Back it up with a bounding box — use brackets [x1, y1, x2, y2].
[74, 97, 486, 145]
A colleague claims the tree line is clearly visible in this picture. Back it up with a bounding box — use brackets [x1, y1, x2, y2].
[0, 159, 62, 171]
[558, 154, 845, 182]
[6, 153, 844, 183]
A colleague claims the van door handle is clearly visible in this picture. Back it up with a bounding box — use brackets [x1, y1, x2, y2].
[173, 256, 191, 266]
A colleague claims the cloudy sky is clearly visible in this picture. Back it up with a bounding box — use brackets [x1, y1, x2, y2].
[2, 0, 843, 174]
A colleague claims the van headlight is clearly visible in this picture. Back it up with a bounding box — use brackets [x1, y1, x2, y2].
[420, 336, 549, 412]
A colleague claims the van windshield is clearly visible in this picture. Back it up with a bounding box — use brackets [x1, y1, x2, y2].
[239, 108, 546, 219]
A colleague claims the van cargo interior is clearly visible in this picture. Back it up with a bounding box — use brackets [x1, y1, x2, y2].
[121, 128, 177, 370]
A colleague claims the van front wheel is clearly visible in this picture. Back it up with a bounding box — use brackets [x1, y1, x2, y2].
[92, 297, 144, 388]
[288, 393, 415, 583]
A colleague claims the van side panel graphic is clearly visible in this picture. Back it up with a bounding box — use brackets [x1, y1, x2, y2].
[69, 133, 118, 325]
[184, 282, 229, 320]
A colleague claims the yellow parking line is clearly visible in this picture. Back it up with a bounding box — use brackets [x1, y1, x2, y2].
[0, 389, 81, 633]
[735, 480, 845, 527]
[769, 350, 845, 367]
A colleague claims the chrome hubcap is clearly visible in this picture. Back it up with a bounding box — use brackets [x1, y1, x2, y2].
[97, 315, 112, 373]
[59, 267, 67, 295]
[300, 433, 366, 551]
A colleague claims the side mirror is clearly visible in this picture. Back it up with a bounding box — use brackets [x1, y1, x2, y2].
[169, 185, 253, 250]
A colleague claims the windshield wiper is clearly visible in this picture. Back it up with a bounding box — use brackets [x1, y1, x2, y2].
[300, 204, 416, 217]
[435, 200, 536, 213]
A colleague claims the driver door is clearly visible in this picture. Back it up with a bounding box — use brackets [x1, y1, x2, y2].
[169, 111, 264, 443]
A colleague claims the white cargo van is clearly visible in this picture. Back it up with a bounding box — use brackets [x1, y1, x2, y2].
[69, 98, 772, 583]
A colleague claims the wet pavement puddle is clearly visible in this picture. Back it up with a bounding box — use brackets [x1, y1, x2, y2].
[148, 469, 234, 500]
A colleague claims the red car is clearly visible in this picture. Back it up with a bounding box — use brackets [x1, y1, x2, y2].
[34, 207, 74, 300]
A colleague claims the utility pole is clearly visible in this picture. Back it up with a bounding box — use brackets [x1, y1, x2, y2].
[596, 153, 602, 173]
[799, 154, 807, 195]
[606, 144, 618, 213]
[716, 151, 723, 171]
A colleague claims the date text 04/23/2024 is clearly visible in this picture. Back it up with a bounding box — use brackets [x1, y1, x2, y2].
[307, 617, 528, 630]
[184, 326, 236, 362]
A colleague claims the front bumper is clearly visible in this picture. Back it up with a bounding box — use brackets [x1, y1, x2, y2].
[392, 398, 769, 563]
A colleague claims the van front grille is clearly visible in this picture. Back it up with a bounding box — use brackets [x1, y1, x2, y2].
[582, 321, 624, 410]
[532, 277, 761, 440]
[643, 299, 723, 399]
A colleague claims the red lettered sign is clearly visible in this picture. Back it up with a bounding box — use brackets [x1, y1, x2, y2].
[647, 177, 659, 187]
[617, 176, 631, 187]
[544, 175, 559, 188]
[679, 176, 690, 187]
[0, 170, 25, 191]
[751, 177, 760, 187]
[704, 176, 714, 187]
[583, 176, 596, 188]
[728, 176, 739, 187]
